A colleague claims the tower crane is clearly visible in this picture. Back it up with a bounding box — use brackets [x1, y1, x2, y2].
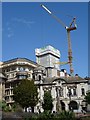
[41, 4, 77, 76]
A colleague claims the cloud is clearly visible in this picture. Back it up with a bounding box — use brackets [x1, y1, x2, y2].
[4, 18, 35, 39]
[5, 23, 14, 38]
[7, 32, 14, 38]
[12, 18, 35, 29]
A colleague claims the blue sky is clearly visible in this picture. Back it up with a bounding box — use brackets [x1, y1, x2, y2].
[2, 2, 88, 77]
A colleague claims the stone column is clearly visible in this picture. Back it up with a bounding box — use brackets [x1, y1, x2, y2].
[39, 80, 44, 112]
[51, 87, 57, 112]
[65, 101, 69, 111]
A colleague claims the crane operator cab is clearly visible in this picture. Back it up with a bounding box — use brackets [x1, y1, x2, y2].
[65, 17, 77, 31]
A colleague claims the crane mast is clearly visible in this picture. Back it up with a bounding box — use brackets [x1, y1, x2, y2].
[41, 4, 77, 76]
[66, 17, 77, 75]
[67, 30, 73, 75]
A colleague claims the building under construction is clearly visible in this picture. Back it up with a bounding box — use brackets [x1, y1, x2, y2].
[35, 45, 62, 78]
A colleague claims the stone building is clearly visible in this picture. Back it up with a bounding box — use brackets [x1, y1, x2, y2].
[33, 66, 89, 113]
[60, 76, 89, 112]
[1, 58, 38, 107]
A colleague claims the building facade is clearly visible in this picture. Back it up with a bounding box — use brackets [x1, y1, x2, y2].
[35, 45, 61, 78]
[0, 62, 7, 102]
[1, 58, 38, 107]
[33, 67, 90, 113]
[0, 72, 7, 102]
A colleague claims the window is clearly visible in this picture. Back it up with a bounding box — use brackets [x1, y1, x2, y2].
[59, 89, 63, 97]
[11, 90, 13, 95]
[6, 68, 10, 72]
[11, 96, 13, 101]
[73, 88, 77, 96]
[7, 74, 9, 78]
[68, 89, 72, 97]
[20, 67, 24, 71]
[81, 88, 85, 95]
[3, 69, 5, 73]
[11, 83, 14, 88]
[11, 67, 16, 71]
[5, 90, 10, 95]
[19, 75, 27, 79]
[5, 96, 9, 102]
[28, 74, 31, 78]
[33, 75, 35, 80]
[5, 83, 10, 89]
[39, 75, 41, 80]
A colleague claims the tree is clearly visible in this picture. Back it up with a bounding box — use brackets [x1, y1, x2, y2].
[42, 91, 53, 112]
[13, 79, 38, 112]
[85, 90, 90, 104]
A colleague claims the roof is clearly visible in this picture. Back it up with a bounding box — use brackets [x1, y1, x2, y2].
[61, 76, 88, 84]
[43, 76, 66, 84]
[84, 77, 90, 80]
[2, 58, 38, 66]
[43, 77, 57, 84]
[34, 65, 45, 71]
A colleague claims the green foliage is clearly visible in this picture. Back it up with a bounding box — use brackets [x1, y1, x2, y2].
[23, 111, 76, 120]
[42, 91, 53, 112]
[1, 101, 11, 112]
[85, 91, 90, 104]
[13, 79, 38, 111]
[11, 103, 23, 112]
[57, 111, 75, 120]
[1, 101, 23, 112]
[11, 103, 17, 112]
[38, 111, 54, 120]
[38, 111, 75, 120]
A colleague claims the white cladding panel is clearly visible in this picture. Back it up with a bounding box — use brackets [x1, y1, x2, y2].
[35, 45, 60, 58]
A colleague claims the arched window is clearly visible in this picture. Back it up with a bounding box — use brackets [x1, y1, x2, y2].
[61, 101, 65, 110]
[69, 101, 78, 110]
[39, 75, 41, 80]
